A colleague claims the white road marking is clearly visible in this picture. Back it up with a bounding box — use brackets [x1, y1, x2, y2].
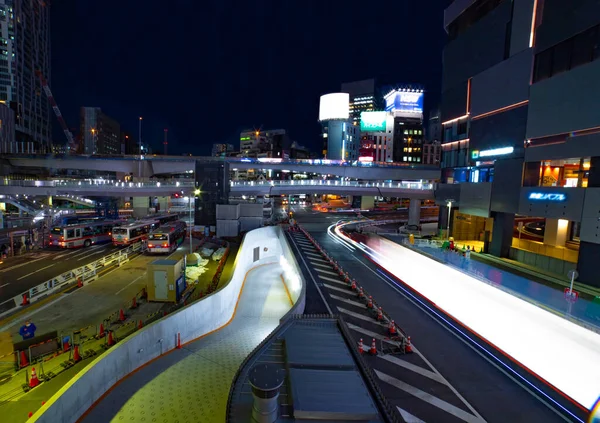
[329, 293, 368, 309]
[115, 273, 146, 295]
[337, 306, 387, 326]
[397, 407, 427, 423]
[0, 257, 47, 273]
[0, 283, 9, 288]
[17, 264, 56, 281]
[380, 354, 446, 385]
[346, 322, 397, 344]
[318, 275, 346, 286]
[314, 268, 338, 277]
[375, 370, 485, 423]
[310, 261, 332, 269]
[322, 283, 354, 295]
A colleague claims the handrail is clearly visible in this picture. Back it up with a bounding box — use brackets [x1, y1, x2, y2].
[0, 241, 146, 319]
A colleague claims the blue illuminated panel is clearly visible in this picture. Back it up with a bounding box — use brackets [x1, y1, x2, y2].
[528, 192, 566, 202]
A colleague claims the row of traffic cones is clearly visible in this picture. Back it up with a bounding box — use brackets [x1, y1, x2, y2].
[299, 225, 414, 355]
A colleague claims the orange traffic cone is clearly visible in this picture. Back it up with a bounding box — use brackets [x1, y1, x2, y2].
[376, 307, 383, 321]
[20, 350, 29, 368]
[73, 345, 81, 362]
[119, 309, 125, 322]
[131, 296, 137, 309]
[138, 320, 143, 329]
[77, 277, 83, 288]
[369, 338, 377, 355]
[389, 320, 397, 336]
[358, 338, 364, 354]
[21, 294, 29, 306]
[338, 268, 344, 276]
[63, 340, 70, 352]
[107, 331, 115, 347]
[358, 288, 364, 299]
[366, 296, 373, 309]
[98, 323, 105, 338]
[405, 336, 412, 353]
[29, 367, 40, 388]
[141, 287, 147, 300]
[350, 280, 357, 291]
[28, 411, 33, 418]
[177, 332, 182, 349]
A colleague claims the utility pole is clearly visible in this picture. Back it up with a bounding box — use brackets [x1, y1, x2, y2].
[138, 116, 143, 179]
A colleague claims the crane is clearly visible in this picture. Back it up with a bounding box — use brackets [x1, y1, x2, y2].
[35, 69, 76, 153]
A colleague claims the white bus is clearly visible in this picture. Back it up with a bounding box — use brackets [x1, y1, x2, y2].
[112, 220, 156, 246]
[49, 221, 118, 248]
[147, 221, 187, 254]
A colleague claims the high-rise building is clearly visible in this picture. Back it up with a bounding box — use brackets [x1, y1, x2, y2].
[319, 93, 359, 161]
[80, 107, 121, 155]
[359, 111, 394, 163]
[422, 141, 441, 166]
[438, 0, 600, 287]
[384, 87, 425, 163]
[426, 108, 441, 143]
[212, 143, 234, 157]
[0, 0, 51, 153]
[0, 102, 15, 153]
[239, 129, 288, 158]
[341, 78, 377, 126]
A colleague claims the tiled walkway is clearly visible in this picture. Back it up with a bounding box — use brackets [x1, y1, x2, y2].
[80, 263, 293, 423]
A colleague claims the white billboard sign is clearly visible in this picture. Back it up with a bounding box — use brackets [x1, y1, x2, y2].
[319, 93, 350, 121]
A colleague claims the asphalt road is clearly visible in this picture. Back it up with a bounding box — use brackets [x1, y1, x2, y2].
[291, 205, 585, 423]
[0, 243, 119, 303]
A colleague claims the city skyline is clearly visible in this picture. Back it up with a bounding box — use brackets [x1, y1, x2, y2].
[50, 0, 450, 156]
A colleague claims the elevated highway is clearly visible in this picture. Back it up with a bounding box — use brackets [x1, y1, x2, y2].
[3, 154, 441, 181]
[0, 179, 435, 199]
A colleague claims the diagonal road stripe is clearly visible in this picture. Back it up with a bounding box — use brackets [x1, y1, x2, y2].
[380, 354, 446, 385]
[337, 306, 387, 327]
[317, 275, 346, 286]
[310, 261, 333, 269]
[397, 407, 427, 423]
[375, 371, 486, 423]
[329, 293, 369, 309]
[314, 268, 339, 277]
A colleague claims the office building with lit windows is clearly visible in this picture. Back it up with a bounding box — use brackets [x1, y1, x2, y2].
[383, 87, 425, 164]
[0, 0, 51, 153]
[80, 107, 121, 155]
[239, 129, 288, 158]
[341, 79, 378, 127]
[437, 0, 600, 287]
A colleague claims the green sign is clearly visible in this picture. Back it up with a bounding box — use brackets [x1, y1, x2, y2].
[360, 111, 387, 132]
[240, 137, 251, 141]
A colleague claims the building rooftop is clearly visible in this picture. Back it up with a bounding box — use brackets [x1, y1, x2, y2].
[227, 315, 398, 423]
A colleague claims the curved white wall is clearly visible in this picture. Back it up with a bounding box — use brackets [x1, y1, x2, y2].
[32, 226, 304, 423]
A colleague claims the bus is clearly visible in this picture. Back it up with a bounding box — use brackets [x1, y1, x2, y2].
[49, 221, 118, 248]
[111, 220, 156, 246]
[56, 215, 106, 226]
[154, 213, 180, 225]
[147, 221, 187, 254]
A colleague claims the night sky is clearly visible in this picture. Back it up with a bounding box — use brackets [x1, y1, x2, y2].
[51, 0, 450, 156]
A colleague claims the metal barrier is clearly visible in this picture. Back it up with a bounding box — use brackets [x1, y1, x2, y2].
[0, 241, 146, 319]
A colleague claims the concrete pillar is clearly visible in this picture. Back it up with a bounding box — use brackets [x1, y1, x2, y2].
[250, 364, 283, 423]
[490, 212, 515, 258]
[577, 241, 600, 288]
[408, 199, 421, 226]
[132, 197, 150, 218]
[47, 196, 52, 206]
[361, 196, 375, 210]
[157, 196, 169, 213]
[543, 218, 568, 247]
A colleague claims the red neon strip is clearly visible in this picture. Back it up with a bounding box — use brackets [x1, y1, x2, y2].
[471, 100, 529, 121]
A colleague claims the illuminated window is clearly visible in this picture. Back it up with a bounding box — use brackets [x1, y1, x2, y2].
[403, 147, 407, 152]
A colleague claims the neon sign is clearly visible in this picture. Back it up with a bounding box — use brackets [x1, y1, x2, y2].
[528, 192, 566, 202]
[472, 146, 514, 159]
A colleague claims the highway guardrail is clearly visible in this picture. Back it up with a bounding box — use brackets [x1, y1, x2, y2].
[0, 241, 146, 320]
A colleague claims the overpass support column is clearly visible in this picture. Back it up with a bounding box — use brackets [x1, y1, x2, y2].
[408, 199, 421, 226]
[490, 212, 514, 258]
[351, 196, 375, 210]
[48, 196, 52, 206]
[132, 197, 150, 218]
[156, 196, 169, 213]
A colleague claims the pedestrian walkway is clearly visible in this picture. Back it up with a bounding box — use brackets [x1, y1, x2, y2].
[387, 235, 600, 332]
[80, 262, 293, 423]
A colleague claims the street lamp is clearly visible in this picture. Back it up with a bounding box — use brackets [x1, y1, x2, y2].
[138, 117, 143, 179]
[446, 199, 454, 239]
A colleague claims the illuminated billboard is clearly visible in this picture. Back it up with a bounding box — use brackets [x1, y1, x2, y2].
[384, 89, 424, 114]
[319, 93, 350, 121]
[360, 111, 387, 132]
